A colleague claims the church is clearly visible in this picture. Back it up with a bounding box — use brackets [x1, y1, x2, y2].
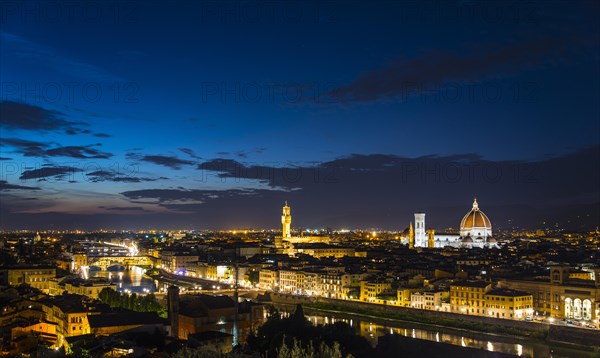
[409, 198, 498, 249]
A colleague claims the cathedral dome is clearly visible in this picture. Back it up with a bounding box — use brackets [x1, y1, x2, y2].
[461, 199, 491, 229]
[459, 198, 493, 238]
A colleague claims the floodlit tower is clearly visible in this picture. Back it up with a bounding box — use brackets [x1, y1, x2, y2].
[427, 229, 435, 248]
[281, 201, 292, 238]
[414, 213, 426, 247]
[408, 222, 415, 249]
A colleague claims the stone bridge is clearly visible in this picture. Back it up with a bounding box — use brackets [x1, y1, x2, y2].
[88, 256, 153, 270]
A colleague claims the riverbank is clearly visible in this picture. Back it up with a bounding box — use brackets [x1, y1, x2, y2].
[305, 301, 547, 340]
[273, 303, 599, 358]
[266, 293, 599, 352]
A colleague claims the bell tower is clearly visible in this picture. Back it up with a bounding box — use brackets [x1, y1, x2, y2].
[282, 201, 291, 239]
[414, 213, 426, 247]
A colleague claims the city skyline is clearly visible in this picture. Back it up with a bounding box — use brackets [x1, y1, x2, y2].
[1, 1, 599, 230]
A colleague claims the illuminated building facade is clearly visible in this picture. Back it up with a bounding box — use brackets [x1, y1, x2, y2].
[409, 198, 498, 249]
[499, 266, 600, 321]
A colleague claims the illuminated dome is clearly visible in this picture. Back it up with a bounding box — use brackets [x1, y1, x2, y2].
[459, 198, 493, 239]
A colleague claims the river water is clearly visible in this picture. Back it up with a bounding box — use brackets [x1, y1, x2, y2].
[86, 266, 156, 294]
[279, 309, 595, 358]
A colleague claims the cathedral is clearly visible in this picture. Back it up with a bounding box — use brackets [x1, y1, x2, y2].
[408, 198, 498, 249]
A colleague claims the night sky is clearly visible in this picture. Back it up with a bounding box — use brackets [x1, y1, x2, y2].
[1, 0, 598, 231]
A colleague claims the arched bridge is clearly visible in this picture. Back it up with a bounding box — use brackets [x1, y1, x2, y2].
[88, 256, 153, 270]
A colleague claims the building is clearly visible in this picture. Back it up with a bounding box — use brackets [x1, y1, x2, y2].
[275, 202, 330, 252]
[411, 290, 448, 310]
[410, 199, 498, 249]
[258, 269, 278, 290]
[164, 254, 199, 273]
[279, 269, 301, 293]
[177, 294, 264, 343]
[42, 294, 94, 347]
[292, 243, 360, 259]
[73, 253, 88, 272]
[49, 277, 116, 299]
[282, 201, 291, 239]
[320, 272, 345, 299]
[414, 213, 426, 247]
[360, 279, 393, 302]
[484, 288, 533, 320]
[0, 266, 56, 293]
[88, 312, 165, 336]
[450, 281, 492, 315]
[397, 288, 419, 307]
[499, 266, 600, 321]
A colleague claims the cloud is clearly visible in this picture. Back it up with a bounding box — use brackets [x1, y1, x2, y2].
[19, 166, 83, 180]
[0, 157, 12, 160]
[327, 38, 575, 103]
[1, 32, 123, 82]
[0, 138, 51, 148]
[1, 137, 113, 159]
[86, 170, 161, 183]
[36, 145, 113, 159]
[188, 144, 599, 229]
[139, 155, 195, 169]
[120, 188, 260, 211]
[179, 148, 202, 159]
[0, 101, 87, 132]
[3, 146, 598, 230]
[0, 180, 40, 191]
[98, 206, 146, 211]
[0, 102, 112, 140]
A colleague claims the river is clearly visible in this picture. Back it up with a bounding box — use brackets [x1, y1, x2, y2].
[85, 266, 157, 294]
[278, 308, 595, 358]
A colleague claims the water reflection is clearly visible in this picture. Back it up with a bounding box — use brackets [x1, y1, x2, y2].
[86, 266, 156, 294]
[305, 314, 533, 357]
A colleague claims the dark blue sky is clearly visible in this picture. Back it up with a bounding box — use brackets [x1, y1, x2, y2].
[1, 0, 598, 230]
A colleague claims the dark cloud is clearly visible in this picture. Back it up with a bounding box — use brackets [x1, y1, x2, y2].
[3, 146, 598, 231]
[38, 145, 113, 159]
[121, 188, 257, 202]
[327, 38, 576, 103]
[0, 157, 12, 160]
[179, 148, 202, 159]
[19, 166, 83, 180]
[126, 152, 142, 160]
[98, 206, 146, 211]
[0, 101, 85, 132]
[139, 155, 195, 169]
[65, 128, 92, 135]
[1, 138, 51, 148]
[187, 145, 600, 230]
[0, 180, 40, 191]
[94, 133, 112, 138]
[1, 138, 112, 159]
[86, 170, 161, 183]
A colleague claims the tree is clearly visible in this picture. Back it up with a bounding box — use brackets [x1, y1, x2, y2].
[248, 304, 369, 357]
[97, 288, 166, 317]
[277, 338, 348, 358]
[247, 270, 260, 286]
